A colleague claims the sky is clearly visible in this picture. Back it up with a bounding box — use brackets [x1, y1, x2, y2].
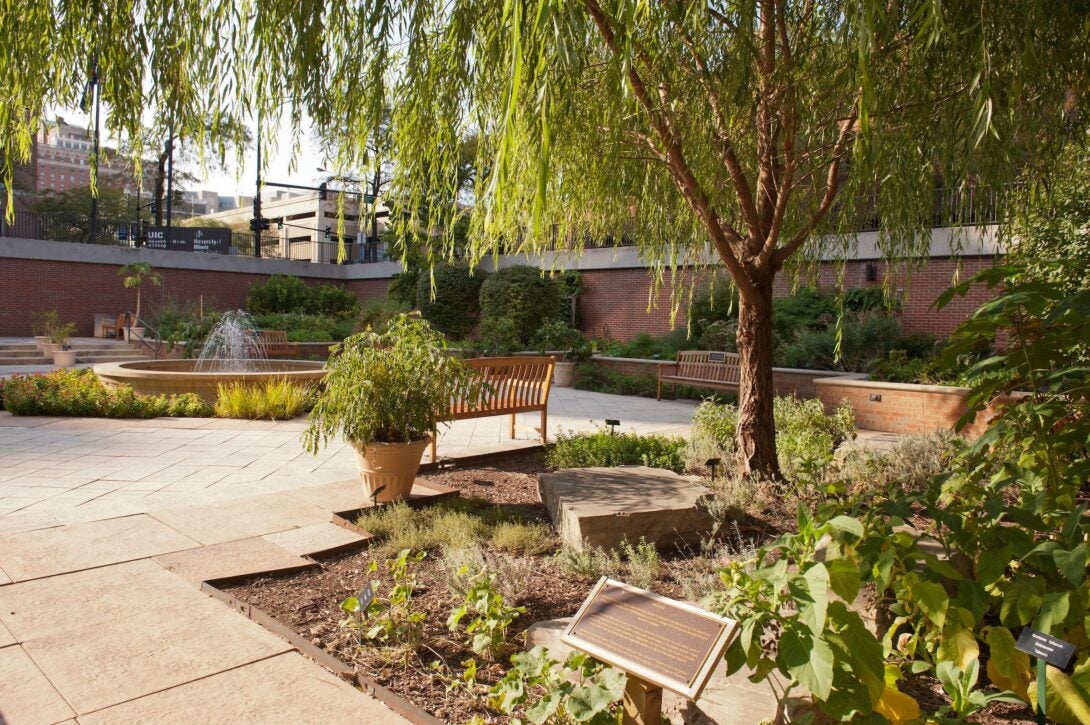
[51, 107, 329, 197]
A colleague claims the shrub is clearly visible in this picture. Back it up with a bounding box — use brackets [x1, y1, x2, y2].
[416, 264, 484, 339]
[777, 312, 900, 371]
[620, 538, 659, 589]
[479, 265, 562, 346]
[476, 316, 522, 355]
[213, 380, 315, 420]
[357, 299, 408, 333]
[1, 369, 211, 418]
[572, 364, 658, 397]
[490, 521, 554, 556]
[442, 545, 536, 604]
[307, 282, 360, 317]
[447, 573, 526, 659]
[387, 269, 419, 308]
[545, 428, 687, 472]
[532, 321, 592, 361]
[553, 543, 624, 580]
[690, 396, 855, 481]
[246, 274, 311, 315]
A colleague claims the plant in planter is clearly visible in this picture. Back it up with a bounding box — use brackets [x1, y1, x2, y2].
[43, 320, 76, 357]
[118, 262, 161, 340]
[532, 321, 591, 387]
[32, 310, 60, 347]
[303, 315, 478, 502]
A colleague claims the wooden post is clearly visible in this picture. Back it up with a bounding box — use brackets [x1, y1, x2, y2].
[622, 677, 662, 725]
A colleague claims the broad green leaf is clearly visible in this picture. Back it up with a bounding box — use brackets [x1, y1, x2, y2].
[937, 623, 979, 670]
[1035, 591, 1072, 634]
[800, 563, 830, 634]
[827, 558, 862, 602]
[875, 686, 921, 724]
[985, 626, 1031, 701]
[826, 515, 864, 540]
[909, 578, 949, 629]
[1000, 576, 1045, 627]
[779, 626, 834, 701]
[1053, 544, 1087, 586]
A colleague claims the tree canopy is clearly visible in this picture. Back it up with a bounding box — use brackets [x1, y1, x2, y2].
[4, 0, 1089, 474]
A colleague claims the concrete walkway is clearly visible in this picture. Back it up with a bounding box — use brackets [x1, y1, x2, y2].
[0, 389, 698, 724]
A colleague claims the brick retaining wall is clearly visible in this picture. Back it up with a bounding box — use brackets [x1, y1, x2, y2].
[815, 377, 994, 437]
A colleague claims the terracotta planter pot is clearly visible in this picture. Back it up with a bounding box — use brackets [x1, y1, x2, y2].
[353, 438, 430, 503]
[52, 350, 77, 367]
[553, 361, 575, 387]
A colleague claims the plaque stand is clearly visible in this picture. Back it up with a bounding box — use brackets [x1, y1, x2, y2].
[622, 677, 662, 725]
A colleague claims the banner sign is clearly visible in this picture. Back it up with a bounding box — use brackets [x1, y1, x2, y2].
[144, 226, 231, 254]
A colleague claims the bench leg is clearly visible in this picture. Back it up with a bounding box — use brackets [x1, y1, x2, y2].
[656, 377, 662, 401]
[540, 408, 548, 445]
[509, 413, 516, 440]
[430, 429, 437, 463]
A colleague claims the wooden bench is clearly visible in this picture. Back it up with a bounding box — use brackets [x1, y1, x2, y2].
[657, 350, 741, 399]
[430, 356, 554, 462]
[257, 330, 300, 358]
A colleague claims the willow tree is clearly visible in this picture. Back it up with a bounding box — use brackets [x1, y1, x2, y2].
[3, 2, 1088, 476]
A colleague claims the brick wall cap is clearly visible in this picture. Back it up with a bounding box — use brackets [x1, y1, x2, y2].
[815, 376, 971, 395]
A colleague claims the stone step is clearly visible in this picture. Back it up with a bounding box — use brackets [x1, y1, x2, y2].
[0, 357, 51, 366]
[0, 350, 50, 358]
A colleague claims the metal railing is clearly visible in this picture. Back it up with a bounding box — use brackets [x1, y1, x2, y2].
[0, 211, 390, 265]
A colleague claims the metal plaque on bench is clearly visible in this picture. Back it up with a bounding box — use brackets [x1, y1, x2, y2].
[707, 351, 727, 363]
[562, 577, 737, 699]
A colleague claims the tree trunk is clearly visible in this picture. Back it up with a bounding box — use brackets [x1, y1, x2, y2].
[734, 273, 780, 479]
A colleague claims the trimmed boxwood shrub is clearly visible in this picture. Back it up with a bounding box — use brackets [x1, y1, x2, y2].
[246, 275, 360, 318]
[479, 265, 562, 346]
[417, 264, 485, 339]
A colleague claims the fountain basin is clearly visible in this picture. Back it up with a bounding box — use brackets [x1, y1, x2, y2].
[94, 359, 327, 402]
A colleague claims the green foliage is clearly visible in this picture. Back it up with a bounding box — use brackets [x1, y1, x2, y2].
[442, 545, 536, 604]
[488, 646, 626, 724]
[572, 363, 659, 398]
[30, 309, 59, 337]
[249, 312, 355, 343]
[476, 316, 522, 356]
[356, 298, 409, 334]
[213, 380, 315, 420]
[387, 269, 419, 308]
[416, 264, 484, 339]
[46, 320, 76, 346]
[245, 275, 360, 318]
[691, 396, 854, 482]
[447, 571, 526, 659]
[619, 538, 659, 590]
[303, 315, 477, 448]
[245, 274, 310, 315]
[553, 544, 624, 581]
[478, 266, 562, 347]
[340, 549, 427, 649]
[33, 186, 136, 242]
[490, 521, 555, 556]
[1, 369, 210, 418]
[532, 321, 592, 362]
[778, 312, 901, 372]
[546, 428, 687, 472]
[356, 497, 549, 556]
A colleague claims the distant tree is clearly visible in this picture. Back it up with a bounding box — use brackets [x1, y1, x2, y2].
[117, 263, 161, 320]
[33, 185, 137, 242]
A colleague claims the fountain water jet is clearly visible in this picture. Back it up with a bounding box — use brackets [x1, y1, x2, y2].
[93, 310, 326, 402]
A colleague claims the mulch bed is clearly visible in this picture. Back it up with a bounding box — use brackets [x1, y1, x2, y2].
[222, 450, 1038, 723]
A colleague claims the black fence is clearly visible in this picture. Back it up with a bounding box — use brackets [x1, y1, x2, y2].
[0, 211, 390, 265]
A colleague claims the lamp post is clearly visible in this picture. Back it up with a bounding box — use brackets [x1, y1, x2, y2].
[165, 123, 174, 229]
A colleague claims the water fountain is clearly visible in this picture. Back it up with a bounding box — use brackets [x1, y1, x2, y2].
[195, 310, 268, 373]
[93, 310, 326, 402]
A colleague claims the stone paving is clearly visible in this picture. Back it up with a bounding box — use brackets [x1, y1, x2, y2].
[0, 388, 698, 725]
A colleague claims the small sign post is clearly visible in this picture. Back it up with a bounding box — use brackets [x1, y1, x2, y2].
[1015, 627, 1076, 725]
[562, 578, 737, 725]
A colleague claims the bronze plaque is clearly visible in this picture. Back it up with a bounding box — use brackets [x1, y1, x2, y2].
[562, 578, 737, 699]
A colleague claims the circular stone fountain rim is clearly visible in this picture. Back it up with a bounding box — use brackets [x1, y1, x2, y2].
[93, 359, 327, 381]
